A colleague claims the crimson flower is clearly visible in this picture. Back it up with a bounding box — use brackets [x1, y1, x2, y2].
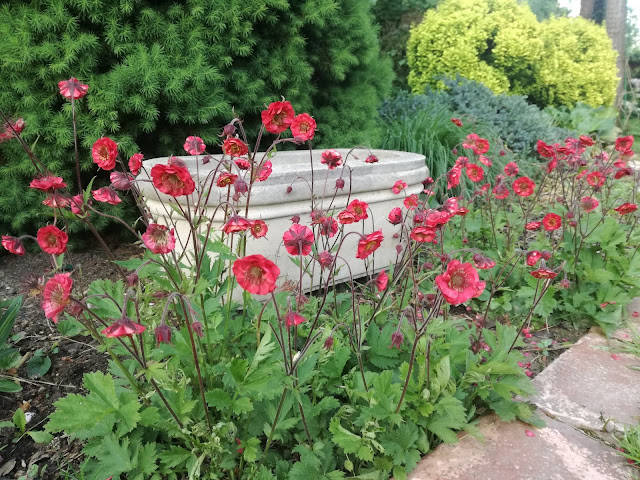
[222, 138, 248, 157]
[462, 133, 490, 155]
[110, 171, 134, 190]
[388, 207, 403, 225]
[319, 217, 338, 238]
[375, 270, 388, 292]
[30, 176, 66, 192]
[525, 221, 541, 231]
[92, 187, 121, 205]
[222, 215, 251, 234]
[615, 135, 634, 152]
[466, 164, 484, 182]
[337, 210, 356, 224]
[92, 137, 118, 170]
[451, 118, 463, 127]
[404, 194, 419, 210]
[493, 184, 510, 199]
[435, 260, 485, 305]
[356, 231, 384, 259]
[0, 118, 25, 143]
[234, 176, 248, 195]
[285, 311, 307, 328]
[455, 156, 469, 168]
[542, 213, 562, 231]
[283, 224, 314, 256]
[425, 210, 451, 229]
[192, 321, 204, 338]
[235, 158, 250, 170]
[250, 220, 268, 238]
[217, 172, 237, 187]
[615, 168, 632, 179]
[410, 226, 437, 243]
[530, 267, 557, 279]
[586, 171, 605, 188]
[447, 166, 461, 189]
[2, 236, 25, 256]
[70, 194, 88, 215]
[580, 196, 599, 212]
[614, 203, 638, 215]
[479, 155, 492, 167]
[58, 78, 88, 100]
[37, 225, 68, 254]
[347, 199, 369, 221]
[291, 113, 316, 141]
[536, 140, 556, 158]
[101, 317, 146, 338]
[526, 251, 543, 266]
[184, 136, 206, 155]
[261, 101, 295, 134]
[365, 154, 379, 163]
[232, 255, 280, 295]
[473, 253, 495, 270]
[579, 135, 594, 147]
[42, 194, 70, 209]
[154, 324, 172, 346]
[317, 251, 334, 270]
[151, 164, 196, 196]
[142, 224, 176, 254]
[129, 153, 144, 176]
[513, 177, 535, 197]
[504, 162, 519, 176]
[392, 180, 407, 194]
[42, 274, 73, 322]
[320, 149, 343, 170]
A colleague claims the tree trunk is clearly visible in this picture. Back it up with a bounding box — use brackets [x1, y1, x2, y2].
[606, 0, 627, 105]
[580, 0, 595, 19]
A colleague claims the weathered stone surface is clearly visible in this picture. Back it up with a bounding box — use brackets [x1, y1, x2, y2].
[530, 333, 640, 433]
[408, 414, 631, 480]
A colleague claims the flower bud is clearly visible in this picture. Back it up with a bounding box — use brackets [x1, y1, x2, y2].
[168, 156, 186, 168]
[335, 178, 345, 190]
[154, 324, 172, 347]
[221, 123, 237, 138]
[291, 214, 300, 224]
[202, 154, 212, 165]
[365, 154, 379, 164]
[234, 177, 248, 195]
[127, 272, 139, 287]
[324, 336, 334, 350]
[286, 186, 293, 194]
[566, 211, 574, 219]
[396, 244, 403, 254]
[541, 250, 552, 261]
[452, 148, 458, 154]
[191, 321, 204, 338]
[390, 331, 404, 349]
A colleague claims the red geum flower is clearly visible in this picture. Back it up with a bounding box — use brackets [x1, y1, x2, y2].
[217, 172, 238, 187]
[142, 224, 176, 254]
[42, 273, 72, 322]
[290, 113, 316, 141]
[375, 270, 388, 292]
[586, 171, 605, 188]
[37, 225, 68, 255]
[504, 162, 519, 176]
[425, 210, 451, 228]
[110, 171, 134, 190]
[167, 156, 186, 168]
[525, 221, 541, 231]
[530, 267, 557, 279]
[232, 254, 280, 295]
[580, 196, 599, 212]
[614, 168, 632, 179]
[42, 194, 71, 209]
[92, 187, 122, 205]
[466, 164, 484, 182]
[222, 215, 251, 234]
[261, 101, 295, 134]
[513, 176, 535, 197]
[283, 224, 314, 256]
[129, 153, 144, 176]
[249, 220, 268, 238]
[320, 149, 342, 170]
[526, 251, 543, 266]
[615, 135, 634, 152]
[0, 117, 25, 143]
[479, 155, 492, 167]
[2, 236, 25, 256]
[435, 260, 486, 305]
[473, 253, 495, 270]
[388, 207, 403, 225]
[493, 184, 509, 199]
[392, 180, 407, 194]
[463, 133, 490, 155]
[58, 77, 88, 100]
[317, 251, 334, 269]
[257, 160, 273, 182]
[222, 138, 248, 157]
[404, 194, 419, 210]
[92, 137, 118, 170]
[184, 136, 206, 155]
[347, 199, 369, 221]
[536, 140, 556, 158]
[365, 154, 379, 164]
[451, 118, 463, 127]
[356, 231, 384, 259]
[447, 166, 461, 189]
[410, 226, 437, 243]
[337, 209, 356, 225]
[614, 203, 638, 215]
[542, 213, 562, 231]
[455, 156, 469, 168]
[154, 324, 172, 347]
[30, 176, 66, 192]
[579, 135, 594, 147]
[234, 158, 250, 170]
[101, 317, 146, 338]
[319, 217, 338, 238]
[285, 311, 307, 328]
[151, 163, 196, 196]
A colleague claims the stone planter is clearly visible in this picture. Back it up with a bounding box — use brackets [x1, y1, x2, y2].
[138, 149, 428, 291]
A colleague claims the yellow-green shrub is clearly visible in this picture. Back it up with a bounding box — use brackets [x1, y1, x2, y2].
[406, 0, 617, 107]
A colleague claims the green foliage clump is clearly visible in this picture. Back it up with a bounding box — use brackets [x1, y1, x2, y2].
[0, 0, 392, 235]
[406, 0, 617, 108]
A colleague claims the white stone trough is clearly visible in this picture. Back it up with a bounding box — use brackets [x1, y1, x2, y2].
[138, 149, 428, 292]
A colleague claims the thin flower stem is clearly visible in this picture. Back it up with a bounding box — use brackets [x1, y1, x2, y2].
[70, 97, 82, 194]
[248, 387, 288, 480]
[395, 334, 420, 413]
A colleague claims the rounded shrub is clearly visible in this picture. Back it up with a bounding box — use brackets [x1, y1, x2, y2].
[0, 0, 392, 235]
[406, 0, 617, 108]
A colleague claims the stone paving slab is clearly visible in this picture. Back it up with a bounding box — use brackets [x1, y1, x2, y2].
[407, 414, 632, 480]
[530, 333, 640, 433]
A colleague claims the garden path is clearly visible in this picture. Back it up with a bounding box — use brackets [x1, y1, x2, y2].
[407, 301, 640, 480]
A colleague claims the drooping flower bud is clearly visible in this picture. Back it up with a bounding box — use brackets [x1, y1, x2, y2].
[191, 321, 204, 338]
[154, 324, 172, 347]
[324, 336, 334, 350]
[390, 331, 404, 349]
[127, 272, 139, 287]
[234, 177, 248, 195]
[335, 178, 345, 190]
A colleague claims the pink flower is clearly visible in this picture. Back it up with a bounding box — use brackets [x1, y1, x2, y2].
[356, 231, 384, 259]
[92, 187, 121, 205]
[261, 101, 295, 134]
[317, 251, 334, 269]
[392, 180, 407, 194]
[290, 113, 316, 141]
[536, 140, 556, 158]
[2, 236, 25, 256]
[447, 166, 462, 189]
[232, 255, 280, 295]
[388, 207, 403, 225]
[347, 199, 369, 221]
[337, 210, 356, 225]
[42, 274, 73, 322]
[504, 162, 519, 176]
[217, 172, 237, 187]
[466, 164, 484, 182]
[257, 160, 273, 182]
[365, 154, 379, 164]
[410, 226, 437, 243]
[451, 118, 463, 127]
[513, 177, 535, 197]
[473, 253, 495, 270]
[184, 136, 206, 155]
[129, 153, 144, 176]
[142, 224, 176, 254]
[101, 318, 146, 338]
[285, 311, 307, 328]
[526, 251, 543, 266]
[462, 133, 490, 155]
[530, 267, 557, 279]
[525, 221, 541, 231]
[615, 135, 634, 152]
[222, 215, 251, 234]
[525, 430, 536, 437]
[375, 270, 388, 292]
[390, 331, 404, 349]
[154, 324, 172, 347]
[110, 172, 134, 190]
[586, 171, 605, 188]
[151, 164, 196, 197]
[58, 78, 88, 100]
[542, 213, 562, 231]
[580, 196, 599, 212]
[222, 138, 248, 157]
[42, 194, 70, 209]
[403, 194, 419, 209]
[435, 260, 485, 305]
[70, 194, 88, 215]
[320, 149, 342, 170]
[92, 137, 118, 170]
[479, 155, 492, 167]
[249, 220, 268, 238]
[0, 118, 25, 143]
[614, 203, 638, 215]
[30, 176, 66, 192]
[611, 354, 622, 360]
[319, 217, 338, 238]
[282, 224, 314, 256]
[37, 225, 68, 255]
